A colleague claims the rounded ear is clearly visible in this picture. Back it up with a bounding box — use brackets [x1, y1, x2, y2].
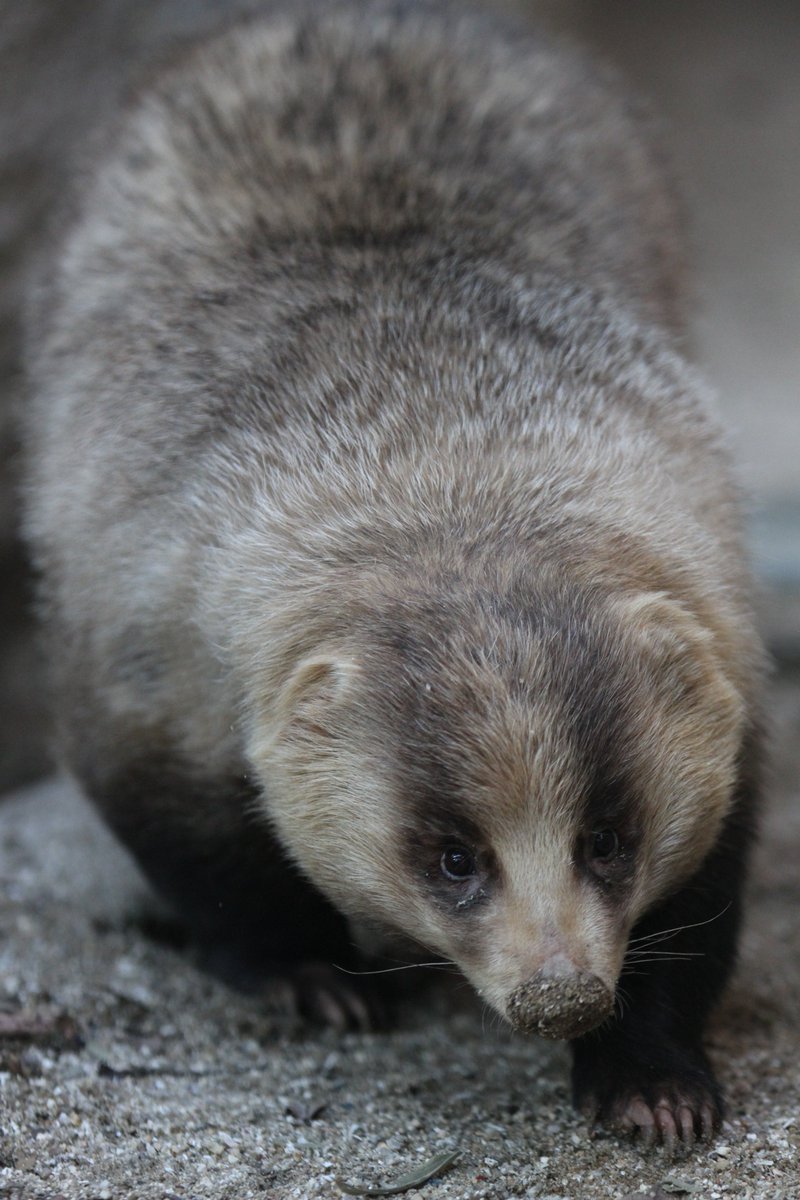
[612, 590, 745, 747]
[275, 652, 362, 741]
[609, 591, 748, 893]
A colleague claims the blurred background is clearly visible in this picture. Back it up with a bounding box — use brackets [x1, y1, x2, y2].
[1, 0, 798, 793]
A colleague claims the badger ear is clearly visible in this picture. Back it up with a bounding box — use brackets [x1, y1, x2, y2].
[275, 652, 362, 741]
[612, 591, 744, 735]
[614, 591, 712, 651]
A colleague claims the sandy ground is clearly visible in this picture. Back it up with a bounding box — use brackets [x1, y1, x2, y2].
[0, 651, 798, 1200]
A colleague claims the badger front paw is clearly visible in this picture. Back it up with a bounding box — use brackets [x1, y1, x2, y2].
[260, 961, 387, 1032]
[572, 1039, 723, 1151]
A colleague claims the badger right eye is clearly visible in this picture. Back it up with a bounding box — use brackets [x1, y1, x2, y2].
[592, 829, 619, 861]
[440, 845, 477, 880]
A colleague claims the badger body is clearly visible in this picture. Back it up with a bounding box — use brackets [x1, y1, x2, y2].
[24, 0, 763, 1145]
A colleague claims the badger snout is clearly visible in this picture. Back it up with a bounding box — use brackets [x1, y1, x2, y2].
[506, 956, 614, 1039]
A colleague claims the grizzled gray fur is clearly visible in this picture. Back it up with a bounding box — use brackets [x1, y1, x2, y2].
[23, 0, 763, 1148]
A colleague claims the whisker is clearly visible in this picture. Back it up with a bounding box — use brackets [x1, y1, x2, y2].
[624, 950, 703, 961]
[627, 903, 732, 949]
[487, 1006, 508, 1038]
[621, 960, 697, 975]
[333, 960, 458, 976]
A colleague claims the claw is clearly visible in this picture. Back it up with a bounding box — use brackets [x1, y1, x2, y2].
[639, 1121, 658, 1151]
[699, 1103, 718, 1143]
[573, 1047, 724, 1151]
[654, 1102, 679, 1154]
[621, 1096, 656, 1138]
[611, 1092, 719, 1153]
[677, 1104, 696, 1147]
[311, 986, 350, 1031]
[259, 963, 380, 1031]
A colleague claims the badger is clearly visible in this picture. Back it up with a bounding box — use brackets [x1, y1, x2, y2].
[23, 0, 763, 1148]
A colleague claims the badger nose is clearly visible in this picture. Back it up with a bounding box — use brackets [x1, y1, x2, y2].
[506, 956, 614, 1039]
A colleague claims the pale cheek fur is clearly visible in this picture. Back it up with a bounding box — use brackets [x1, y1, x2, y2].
[250, 730, 441, 938]
[629, 708, 744, 910]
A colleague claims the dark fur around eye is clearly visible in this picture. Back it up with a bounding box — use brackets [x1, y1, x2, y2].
[582, 826, 636, 890]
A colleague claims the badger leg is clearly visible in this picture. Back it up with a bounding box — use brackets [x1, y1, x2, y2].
[81, 755, 378, 1028]
[571, 740, 759, 1149]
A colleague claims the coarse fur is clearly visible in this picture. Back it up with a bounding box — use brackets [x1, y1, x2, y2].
[23, 0, 764, 1148]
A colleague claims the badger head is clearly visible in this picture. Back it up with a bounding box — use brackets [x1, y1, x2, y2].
[249, 577, 745, 1039]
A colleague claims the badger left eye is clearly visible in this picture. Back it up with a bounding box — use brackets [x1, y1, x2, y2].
[440, 845, 477, 880]
[591, 829, 619, 861]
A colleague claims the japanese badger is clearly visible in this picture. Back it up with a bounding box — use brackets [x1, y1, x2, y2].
[23, 0, 763, 1147]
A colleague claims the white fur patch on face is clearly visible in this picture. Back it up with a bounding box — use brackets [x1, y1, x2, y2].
[442, 825, 628, 1028]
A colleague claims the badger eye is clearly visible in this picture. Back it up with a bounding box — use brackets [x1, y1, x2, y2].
[440, 845, 477, 880]
[592, 829, 619, 861]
